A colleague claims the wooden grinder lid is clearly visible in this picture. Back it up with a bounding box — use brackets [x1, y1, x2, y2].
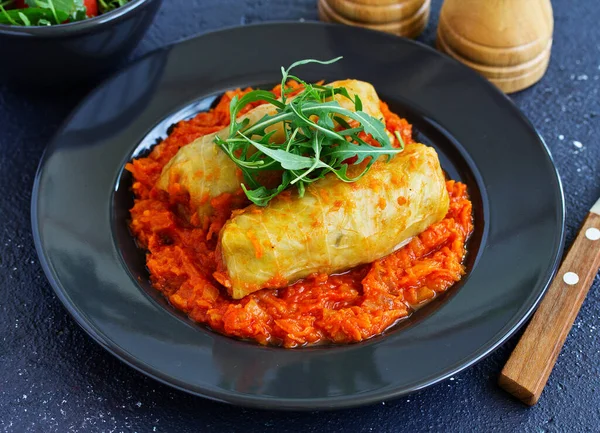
[318, 0, 430, 39]
[437, 0, 554, 93]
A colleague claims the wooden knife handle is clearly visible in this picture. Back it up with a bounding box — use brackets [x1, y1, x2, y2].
[499, 212, 600, 405]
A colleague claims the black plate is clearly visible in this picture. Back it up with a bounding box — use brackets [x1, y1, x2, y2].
[32, 22, 565, 410]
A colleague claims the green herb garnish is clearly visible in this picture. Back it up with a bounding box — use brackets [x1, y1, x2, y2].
[0, 0, 129, 26]
[0, 6, 67, 25]
[0, 0, 83, 25]
[215, 57, 403, 206]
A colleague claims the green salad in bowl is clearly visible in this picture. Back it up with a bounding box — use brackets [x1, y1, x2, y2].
[0, 0, 130, 26]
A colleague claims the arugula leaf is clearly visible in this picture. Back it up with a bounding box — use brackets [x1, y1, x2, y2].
[70, 1, 87, 21]
[280, 57, 342, 103]
[17, 11, 30, 25]
[321, 140, 399, 162]
[239, 132, 326, 171]
[29, 0, 86, 19]
[216, 57, 404, 206]
[347, 111, 389, 144]
[98, 0, 128, 14]
[0, 5, 17, 24]
[0, 6, 68, 24]
[394, 130, 406, 150]
[27, 0, 58, 23]
[242, 171, 294, 207]
[3, 0, 128, 26]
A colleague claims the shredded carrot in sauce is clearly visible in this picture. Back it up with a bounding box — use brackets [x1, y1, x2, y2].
[127, 84, 473, 348]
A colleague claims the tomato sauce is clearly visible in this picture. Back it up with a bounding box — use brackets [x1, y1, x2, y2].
[126, 85, 473, 348]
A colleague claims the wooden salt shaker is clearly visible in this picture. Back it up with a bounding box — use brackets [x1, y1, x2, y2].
[436, 0, 553, 93]
[318, 0, 431, 39]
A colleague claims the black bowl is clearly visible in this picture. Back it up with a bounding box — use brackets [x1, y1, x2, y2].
[0, 0, 162, 86]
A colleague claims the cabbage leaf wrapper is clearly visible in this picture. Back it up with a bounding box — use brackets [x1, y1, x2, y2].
[215, 143, 450, 299]
[156, 80, 385, 219]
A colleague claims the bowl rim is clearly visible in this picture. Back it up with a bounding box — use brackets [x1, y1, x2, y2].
[0, 0, 155, 36]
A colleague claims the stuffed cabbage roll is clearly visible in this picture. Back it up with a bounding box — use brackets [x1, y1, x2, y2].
[156, 80, 385, 219]
[215, 143, 450, 299]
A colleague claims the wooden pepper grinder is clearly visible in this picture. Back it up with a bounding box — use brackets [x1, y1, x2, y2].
[318, 0, 431, 39]
[436, 0, 554, 93]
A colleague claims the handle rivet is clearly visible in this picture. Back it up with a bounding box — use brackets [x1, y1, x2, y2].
[585, 227, 600, 241]
[563, 272, 579, 285]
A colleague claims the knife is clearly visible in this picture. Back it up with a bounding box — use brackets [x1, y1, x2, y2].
[499, 196, 600, 405]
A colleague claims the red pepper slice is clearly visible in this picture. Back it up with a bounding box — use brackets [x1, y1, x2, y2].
[84, 0, 98, 17]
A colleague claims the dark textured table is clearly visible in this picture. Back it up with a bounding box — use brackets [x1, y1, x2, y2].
[1, 1, 599, 431]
